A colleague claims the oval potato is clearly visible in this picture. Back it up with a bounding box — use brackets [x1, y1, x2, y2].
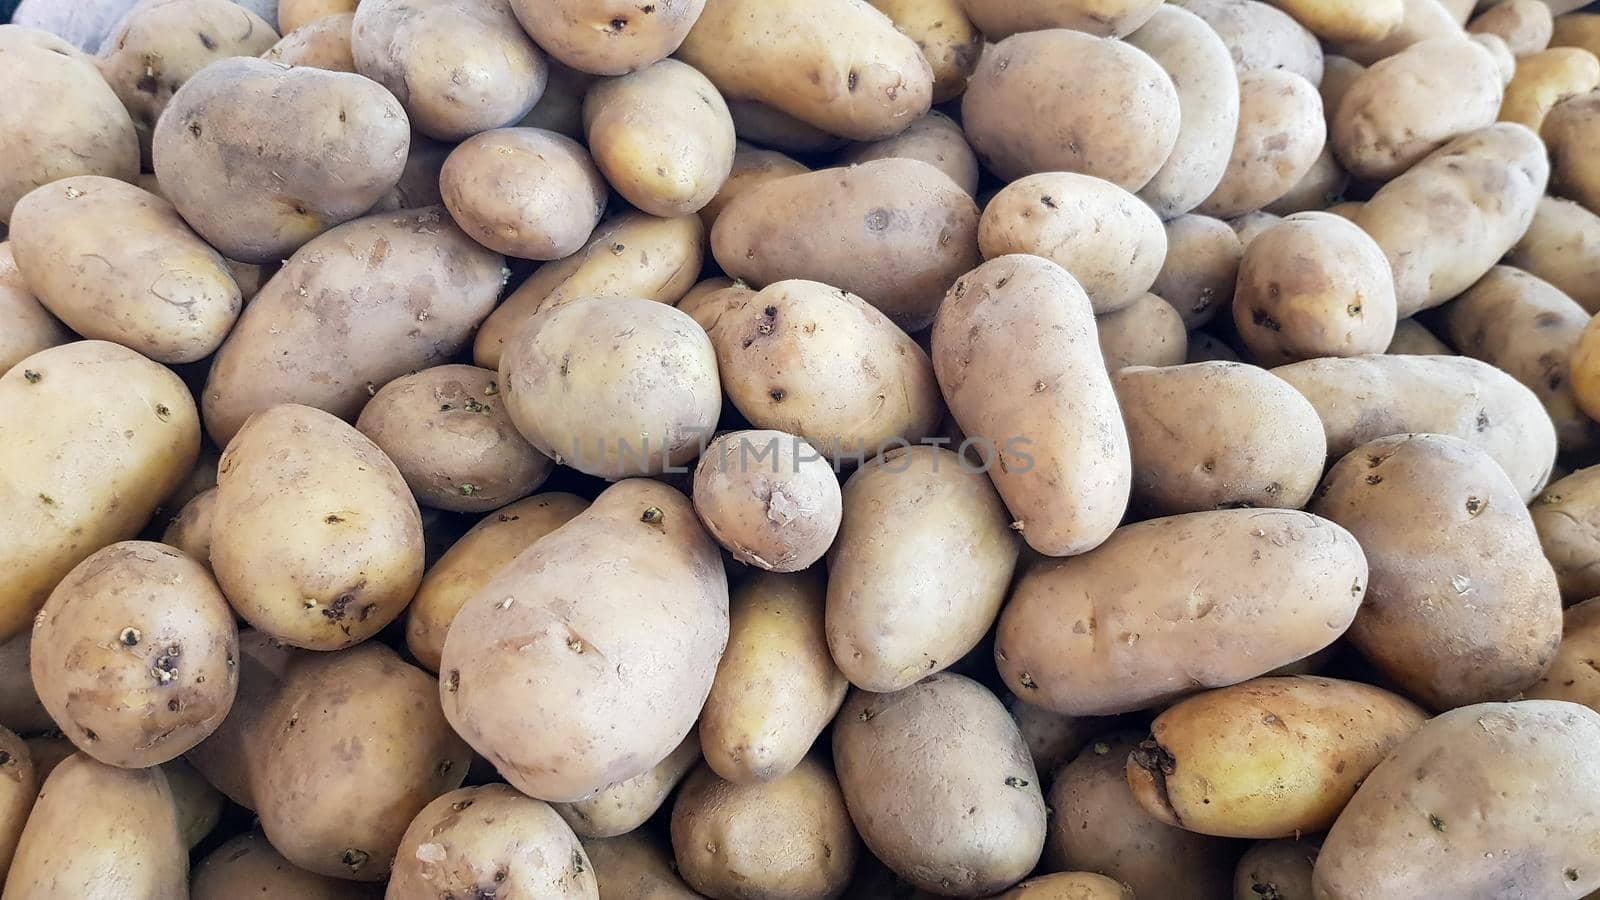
[867, 0, 982, 103]
[841, 111, 979, 195]
[1500, 45, 1600, 132]
[1532, 466, 1600, 603]
[551, 731, 701, 839]
[1264, 0, 1403, 42]
[1196, 69, 1326, 220]
[1469, 0, 1555, 56]
[692, 430, 842, 573]
[508, 0, 702, 76]
[441, 127, 607, 260]
[1544, 91, 1600, 215]
[192, 831, 379, 900]
[1150, 214, 1242, 329]
[960, 0, 1162, 39]
[1096, 293, 1188, 371]
[702, 142, 808, 231]
[1177, 0, 1324, 83]
[263, 12, 356, 70]
[0, 243, 72, 376]
[1508, 195, 1600, 314]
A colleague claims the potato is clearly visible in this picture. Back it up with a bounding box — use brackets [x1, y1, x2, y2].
[1473, 31, 1519, 83]
[671, 758, 858, 899]
[1469, 0, 1554, 55]
[351, 0, 545, 141]
[702, 143, 808, 232]
[552, 732, 701, 838]
[1126, 676, 1425, 838]
[0, 341, 198, 643]
[162, 758, 221, 849]
[1176, 0, 1324, 83]
[995, 873, 1134, 900]
[841, 111, 979, 196]
[441, 479, 729, 802]
[677, 0, 932, 141]
[1096, 294, 1188, 371]
[1509, 196, 1600, 313]
[263, 12, 355, 70]
[440, 128, 606, 260]
[835, 674, 1045, 897]
[712, 158, 979, 330]
[1232, 212, 1397, 365]
[1263, 145, 1349, 215]
[868, 0, 982, 102]
[0, 26, 138, 224]
[508, 0, 701, 76]
[1234, 840, 1317, 900]
[0, 636, 52, 734]
[679, 279, 754, 338]
[997, 508, 1366, 715]
[1196, 70, 1326, 220]
[1437, 265, 1597, 452]
[181, 629, 293, 810]
[1229, 210, 1283, 247]
[0, 243, 71, 376]
[0, 729, 32, 875]
[1528, 597, 1600, 709]
[933, 255, 1129, 556]
[584, 61, 734, 218]
[960, 0, 1161, 39]
[1544, 91, 1600, 215]
[692, 430, 841, 573]
[1532, 466, 1600, 603]
[1311, 433, 1562, 710]
[474, 211, 704, 369]
[710, 280, 943, 462]
[1331, 39, 1503, 182]
[212, 404, 424, 650]
[151, 57, 409, 263]
[726, 99, 849, 153]
[1504, 46, 1600, 133]
[827, 445, 1019, 692]
[585, 832, 703, 899]
[1353, 123, 1548, 317]
[1263, 0, 1404, 42]
[356, 365, 551, 513]
[1009, 699, 1106, 783]
[389, 784, 597, 899]
[1330, 0, 1461, 66]
[1127, 5, 1244, 218]
[1046, 734, 1238, 900]
[518, 59, 597, 140]
[1386, 317, 1452, 355]
[99, 0, 281, 162]
[193, 831, 379, 900]
[980, 172, 1166, 315]
[161, 486, 216, 564]
[203, 207, 503, 445]
[1150, 214, 1242, 329]
[371, 133, 450, 212]
[498, 297, 719, 479]
[1553, 11, 1600, 57]
[1187, 331, 1244, 363]
[1113, 361, 1326, 515]
[1318, 54, 1365, 121]
[1314, 700, 1600, 897]
[253, 643, 471, 880]
[962, 29, 1180, 190]
[279, 0, 358, 32]
[9, 176, 240, 364]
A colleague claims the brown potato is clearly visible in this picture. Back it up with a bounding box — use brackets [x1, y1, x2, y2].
[692, 430, 841, 572]
[993, 872, 1134, 900]
[835, 675, 1045, 897]
[1544, 91, 1600, 215]
[712, 158, 980, 330]
[962, 29, 1181, 190]
[0, 728, 32, 876]
[676, 277, 747, 334]
[1234, 839, 1318, 900]
[263, 13, 356, 70]
[1310, 433, 1562, 710]
[192, 831, 380, 900]
[1553, 11, 1600, 57]
[841, 111, 979, 195]
[508, 0, 702, 76]
[1150, 214, 1242, 329]
[1096, 293, 1188, 371]
[960, 0, 1162, 39]
[1528, 596, 1600, 709]
[1196, 70, 1326, 220]
[585, 832, 703, 899]
[373, 133, 451, 212]
[1113, 361, 1326, 515]
[0, 243, 71, 376]
[868, 0, 982, 102]
[1501, 46, 1600, 132]
[701, 143, 809, 232]
[441, 127, 607, 260]
[1470, 0, 1555, 55]
[0, 636, 51, 734]
[1008, 699, 1106, 784]
[181, 630, 294, 810]
[551, 732, 701, 839]
[1177, 0, 1325, 82]
[1509, 195, 1600, 313]
[161, 486, 216, 565]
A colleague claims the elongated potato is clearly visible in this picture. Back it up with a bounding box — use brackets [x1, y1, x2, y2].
[1532, 466, 1600, 603]
[263, 12, 355, 71]
[1553, 11, 1600, 56]
[440, 127, 606, 260]
[1501, 46, 1600, 132]
[702, 143, 809, 231]
[1096, 293, 1188, 371]
[1264, 0, 1403, 42]
[1264, 145, 1349, 216]
[726, 99, 849, 153]
[1197, 70, 1326, 220]
[1272, 354, 1558, 500]
[585, 832, 703, 899]
[1126, 676, 1426, 838]
[677, 0, 932, 141]
[1313, 700, 1600, 898]
[932, 255, 1130, 557]
[279, 0, 358, 32]
[182, 630, 295, 811]
[212, 404, 424, 650]
[1509, 196, 1600, 313]
[827, 445, 1019, 692]
[0, 243, 72, 376]
[960, 0, 1162, 38]
[1528, 597, 1600, 709]
[9, 175, 240, 363]
[1128, 5, 1242, 218]
[508, 0, 701, 76]
[1469, 0, 1554, 55]
[202, 207, 504, 446]
[835, 675, 1045, 897]
[995, 509, 1367, 716]
[1114, 362, 1327, 515]
[1150, 215, 1242, 329]
[711, 280, 943, 462]
[841, 111, 979, 195]
[0, 341, 198, 643]
[1177, 0, 1324, 83]
[441, 480, 729, 802]
[1544, 91, 1600, 215]
[1328, 0, 1461, 66]
[692, 430, 841, 572]
[585, 59, 735, 217]
[962, 29, 1181, 190]
[868, 0, 982, 102]
[712, 159, 979, 330]
[552, 732, 700, 839]
[1354, 123, 1549, 317]
[192, 831, 379, 900]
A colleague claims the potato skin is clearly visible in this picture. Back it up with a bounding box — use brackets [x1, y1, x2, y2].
[509, 0, 702, 76]
[203, 207, 504, 446]
[1313, 700, 1600, 898]
[405, 493, 589, 673]
[1532, 466, 1600, 604]
[262, 12, 355, 70]
[211, 404, 425, 651]
[1273, 354, 1558, 501]
[841, 111, 979, 195]
[1528, 596, 1600, 709]
[959, 0, 1162, 39]
[1125, 677, 1425, 838]
[834, 674, 1045, 897]
[980, 172, 1166, 315]
[352, 0, 546, 141]
[192, 831, 379, 900]
[161, 486, 216, 565]
[1385, 318, 1451, 355]
[441, 127, 607, 260]
[692, 430, 841, 572]
[584, 60, 734, 217]
[1553, 11, 1600, 58]
[552, 731, 701, 839]
[1469, 0, 1555, 56]
[2, 754, 186, 900]
[1310, 434, 1562, 710]
[1196, 69, 1326, 220]
[1150, 214, 1242, 329]
[992, 872, 1134, 900]
[1264, 0, 1402, 42]
[1328, 0, 1460, 66]
[1501, 46, 1600, 132]
[962, 29, 1180, 190]
[677, 0, 932, 141]
[868, 0, 982, 103]
[0, 728, 33, 876]
[710, 280, 943, 462]
[712, 158, 979, 331]
[0, 243, 72, 376]
[671, 758, 859, 900]
[1113, 361, 1326, 515]
[10, 176, 240, 364]
[1233, 839, 1317, 900]
[0, 26, 138, 224]
[1544, 91, 1600, 215]
[702, 143, 809, 231]
[827, 446, 1019, 692]
[584, 832, 704, 899]
[440, 480, 729, 802]
[279, 0, 359, 32]
[0, 341, 198, 643]
[1509, 195, 1600, 314]
[1096, 293, 1188, 371]
[151, 57, 409, 263]
[932, 255, 1130, 557]
[996, 509, 1366, 716]
[1176, 0, 1324, 83]
[389, 785, 597, 899]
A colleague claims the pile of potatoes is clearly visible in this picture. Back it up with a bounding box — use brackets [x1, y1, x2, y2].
[5, 0, 1600, 897]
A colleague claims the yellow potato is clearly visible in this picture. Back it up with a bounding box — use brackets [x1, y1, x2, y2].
[1263, 0, 1404, 42]
[1330, 0, 1461, 66]
[584, 832, 702, 899]
[440, 127, 607, 260]
[841, 111, 980, 195]
[508, 0, 703, 75]
[279, 0, 359, 32]
[0, 728, 33, 876]
[1234, 840, 1318, 900]
[0, 243, 70, 376]
[701, 143, 808, 231]
[1500, 46, 1600, 131]
[1552, 11, 1600, 57]
[161, 486, 216, 566]
[1544, 91, 1600, 215]
[551, 732, 701, 839]
[192, 831, 379, 900]
[868, 0, 983, 102]
[1528, 597, 1600, 709]
[994, 873, 1134, 900]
